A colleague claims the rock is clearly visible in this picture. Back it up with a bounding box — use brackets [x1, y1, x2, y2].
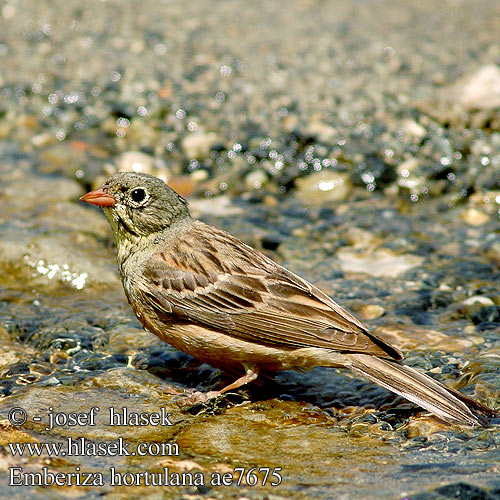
[116, 150, 155, 174]
[344, 227, 380, 248]
[459, 65, 500, 111]
[181, 130, 219, 159]
[1, 175, 83, 211]
[485, 241, 500, 263]
[305, 117, 337, 141]
[295, 170, 352, 204]
[373, 325, 479, 353]
[472, 305, 500, 325]
[416, 65, 500, 130]
[188, 195, 244, 217]
[397, 158, 420, 176]
[358, 304, 385, 320]
[461, 296, 495, 317]
[336, 248, 423, 278]
[461, 208, 490, 226]
[433, 482, 494, 500]
[401, 120, 427, 139]
[245, 169, 268, 189]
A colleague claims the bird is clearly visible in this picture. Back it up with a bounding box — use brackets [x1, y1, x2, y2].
[80, 171, 497, 427]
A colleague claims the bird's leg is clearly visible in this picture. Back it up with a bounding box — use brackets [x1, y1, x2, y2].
[180, 366, 259, 406]
[218, 366, 259, 395]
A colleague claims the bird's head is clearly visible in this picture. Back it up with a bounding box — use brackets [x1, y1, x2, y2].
[80, 171, 190, 244]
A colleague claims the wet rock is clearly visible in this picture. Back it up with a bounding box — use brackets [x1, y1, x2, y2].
[343, 226, 381, 248]
[116, 150, 155, 174]
[401, 120, 427, 140]
[373, 325, 480, 353]
[357, 304, 385, 320]
[406, 482, 500, 500]
[188, 195, 244, 217]
[461, 296, 495, 317]
[484, 241, 500, 264]
[245, 169, 268, 190]
[1, 174, 83, 211]
[461, 208, 491, 226]
[295, 170, 353, 204]
[417, 65, 500, 130]
[353, 154, 397, 191]
[472, 305, 500, 325]
[182, 130, 219, 159]
[336, 248, 424, 278]
[459, 65, 500, 111]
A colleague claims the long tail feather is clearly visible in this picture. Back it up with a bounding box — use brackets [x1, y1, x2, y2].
[347, 353, 497, 427]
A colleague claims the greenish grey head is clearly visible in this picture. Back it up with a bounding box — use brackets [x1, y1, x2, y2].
[81, 171, 190, 241]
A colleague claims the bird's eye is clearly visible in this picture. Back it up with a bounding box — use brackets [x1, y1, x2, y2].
[130, 188, 147, 203]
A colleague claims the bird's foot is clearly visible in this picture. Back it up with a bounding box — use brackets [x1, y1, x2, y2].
[173, 367, 259, 408]
[175, 389, 223, 407]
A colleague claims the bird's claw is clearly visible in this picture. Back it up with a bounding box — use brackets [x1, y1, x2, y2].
[175, 389, 223, 407]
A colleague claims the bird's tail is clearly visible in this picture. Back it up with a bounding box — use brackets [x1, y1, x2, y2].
[347, 353, 497, 427]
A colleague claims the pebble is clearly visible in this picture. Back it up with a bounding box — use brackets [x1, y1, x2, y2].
[181, 130, 219, 159]
[461, 208, 490, 226]
[401, 120, 427, 139]
[336, 248, 424, 278]
[344, 227, 380, 248]
[295, 170, 353, 204]
[472, 305, 500, 325]
[459, 64, 500, 111]
[188, 195, 244, 217]
[461, 295, 495, 317]
[358, 304, 385, 320]
[116, 150, 155, 175]
[417, 64, 500, 130]
[245, 169, 268, 190]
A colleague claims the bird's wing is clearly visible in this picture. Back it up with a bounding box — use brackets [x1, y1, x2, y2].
[139, 221, 401, 360]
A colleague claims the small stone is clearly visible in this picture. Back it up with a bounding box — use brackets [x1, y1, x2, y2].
[336, 248, 423, 278]
[245, 169, 268, 190]
[190, 169, 209, 182]
[188, 195, 244, 217]
[374, 325, 475, 352]
[182, 130, 219, 159]
[461, 296, 495, 317]
[472, 305, 500, 325]
[358, 304, 385, 320]
[117, 151, 155, 174]
[305, 117, 337, 141]
[434, 482, 492, 500]
[485, 241, 500, 263]
[344, 227, 379, 248]
[401, 120, 427, 139]
[295, 170, 352, 204]
[461, 208, 490, 226]
[31, 132, 57, 147]
[397, 158, 420, 176]
[416, 65, 500, 130]
[459, 65, 500, 111]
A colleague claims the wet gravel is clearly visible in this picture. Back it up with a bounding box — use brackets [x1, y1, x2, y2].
[1, 0, 500, 499]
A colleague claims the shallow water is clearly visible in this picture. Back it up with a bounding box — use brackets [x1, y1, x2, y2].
[1, 0, 500, 499]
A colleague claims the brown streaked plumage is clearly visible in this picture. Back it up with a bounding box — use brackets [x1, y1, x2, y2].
[81, 171, 497, 427]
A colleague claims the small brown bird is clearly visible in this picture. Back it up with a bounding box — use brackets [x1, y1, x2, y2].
[81, 171, 496, 427]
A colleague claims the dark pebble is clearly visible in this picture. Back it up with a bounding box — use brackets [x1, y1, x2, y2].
[472, 306, 500, 325]
[404, 482, 499, 500]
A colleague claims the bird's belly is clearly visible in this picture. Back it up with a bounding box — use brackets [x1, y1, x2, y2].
[141, 314, 347, 374]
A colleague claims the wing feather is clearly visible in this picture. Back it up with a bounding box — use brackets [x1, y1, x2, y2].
[139, 221, 401, 360]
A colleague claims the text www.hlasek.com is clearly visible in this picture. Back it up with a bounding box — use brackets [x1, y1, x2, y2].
[9, 437, 178, 457]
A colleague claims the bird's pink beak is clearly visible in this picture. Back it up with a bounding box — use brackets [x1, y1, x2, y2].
[80, 188, 117, 207]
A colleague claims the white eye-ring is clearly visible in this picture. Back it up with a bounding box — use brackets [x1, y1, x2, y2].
[130, 187, 148, 205]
